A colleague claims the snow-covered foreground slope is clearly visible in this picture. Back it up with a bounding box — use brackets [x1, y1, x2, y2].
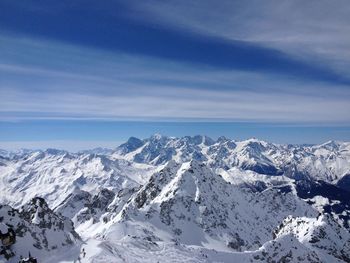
[1, 135, 350, 262]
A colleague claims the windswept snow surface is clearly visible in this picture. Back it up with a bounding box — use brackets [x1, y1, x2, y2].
[1, 135, 350, 262]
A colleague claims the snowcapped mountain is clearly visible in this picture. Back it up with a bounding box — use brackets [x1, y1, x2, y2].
[76, 160, 349, 262]
[0, 134, 350, 262]
[114, 135, 350, 184]
[110, 160, 316, 251]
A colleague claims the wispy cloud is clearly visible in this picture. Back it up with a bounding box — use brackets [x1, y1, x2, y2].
[0, 1, 349, 85]
[130, 0, 350, 77]
[1, 85, 349, 123]
[0, 35, 349, 124]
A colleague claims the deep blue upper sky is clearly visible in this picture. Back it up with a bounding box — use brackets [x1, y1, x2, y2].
[0, 0, 349, 149]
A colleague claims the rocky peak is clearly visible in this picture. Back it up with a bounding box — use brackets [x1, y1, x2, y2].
[0, 198, 80, 262]
[274, 215, 350, 262]
[20, 197, 72, 231]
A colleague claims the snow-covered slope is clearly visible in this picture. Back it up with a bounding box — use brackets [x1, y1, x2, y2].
[0, 150, 156, 209]
[274, 215, 350, 262]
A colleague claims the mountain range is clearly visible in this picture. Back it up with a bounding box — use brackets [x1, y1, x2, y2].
[0, 135, 349, 262]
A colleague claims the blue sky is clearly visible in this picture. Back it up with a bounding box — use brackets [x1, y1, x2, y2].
[0, 0, 350, 150]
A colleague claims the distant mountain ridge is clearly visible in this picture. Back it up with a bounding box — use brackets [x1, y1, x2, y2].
[116, 135, 350, 183]
[1, 135, 349, 184]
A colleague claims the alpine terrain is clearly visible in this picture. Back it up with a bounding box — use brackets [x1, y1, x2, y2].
[0, 135, 350, 262]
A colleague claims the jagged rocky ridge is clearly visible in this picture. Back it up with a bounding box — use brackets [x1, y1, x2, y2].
[0, 197, 80, 262]
[0, 135, 350, 262]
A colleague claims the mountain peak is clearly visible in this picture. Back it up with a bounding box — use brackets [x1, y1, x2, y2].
[117, 136, 144, 154]
[127, 136, 143, 145]
[242, 137, 268, 145]
[150, 133, 164, 140]
[217, 136, 229, 143]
